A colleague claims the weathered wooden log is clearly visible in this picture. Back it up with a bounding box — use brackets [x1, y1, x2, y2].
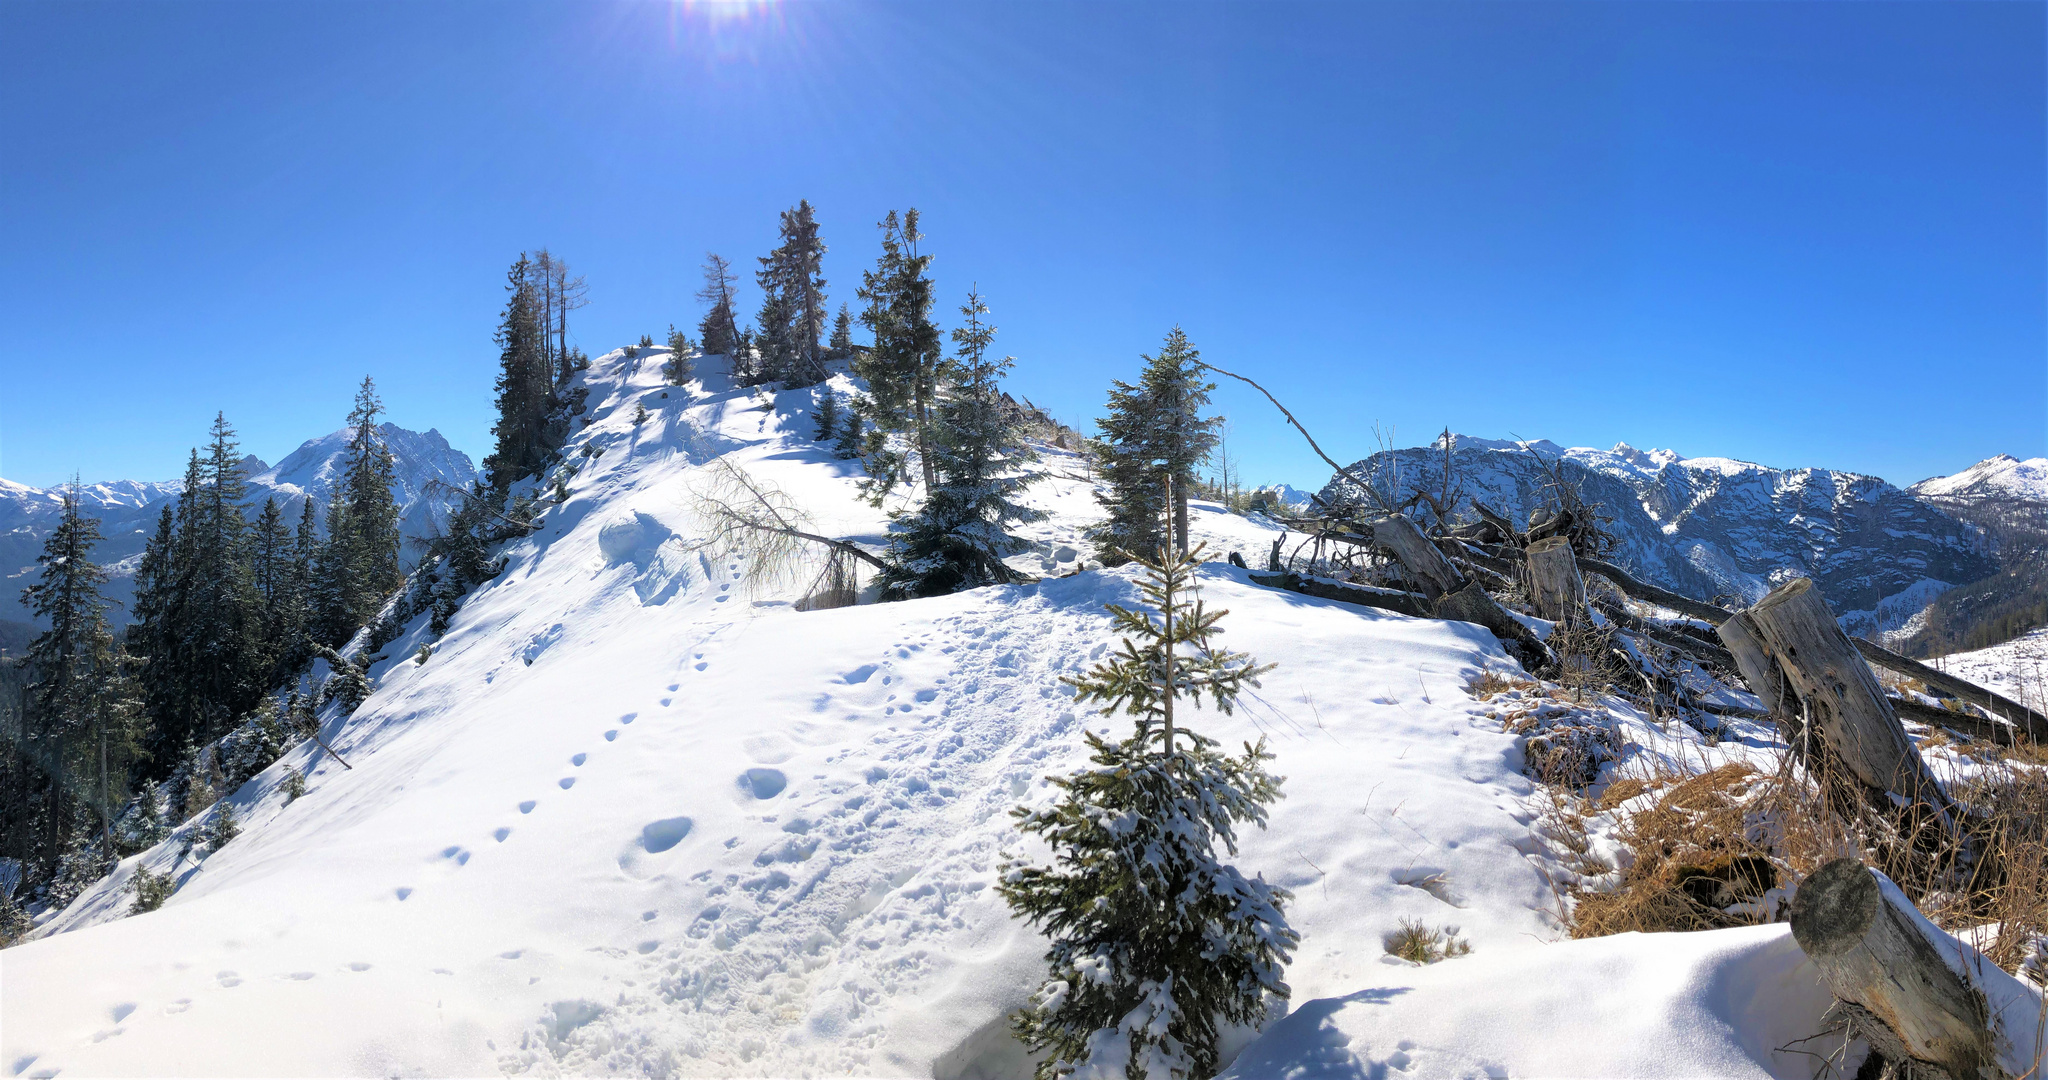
[1371, 515, 1465, 598]
[1525, 537, 1587, 625]
[1736, 582, 1941, 803]
[1246, 572, 1433, 619]
[1434, 580, 1549, 672]
[1469, 500, 1527, 548]
[1744, 579, 1947, 807]
[1715, 611, 1786, 716]
[1789, 858, 2005, 1080]
[1852, 636, 2044, 743]
[1574, 556, 1735, 627]
[1887, 695, 2018, 748]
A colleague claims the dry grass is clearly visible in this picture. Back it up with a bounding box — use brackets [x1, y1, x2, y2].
[1384, 917, 1472, 964]
[1464, 670, 1533, 699]
[1569, 763, 1788, 938]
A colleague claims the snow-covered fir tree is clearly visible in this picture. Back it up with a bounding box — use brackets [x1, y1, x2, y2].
[484, 255, 556, 490]
[1001, 534, 1293, 1080]
[827, 303, 857, 358]
[877, 289, 1045, 599]
[1088, 328, 1221, 565]
[755, 200, 830, 386]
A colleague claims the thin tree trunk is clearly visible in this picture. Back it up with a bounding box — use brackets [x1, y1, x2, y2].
[1162, 474, 1176, 763]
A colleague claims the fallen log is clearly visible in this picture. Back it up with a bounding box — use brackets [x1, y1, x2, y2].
[1246, 572, 1432, 619]
[1789, 858, 2007, 1080]
[1851, 637, 2045, 742]
[1886, 695, 2018, 748]
[1574, 556, 1735, 627]
[1525, 537, 1586, 625]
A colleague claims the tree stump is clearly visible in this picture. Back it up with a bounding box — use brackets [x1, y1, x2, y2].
[1743, 578, 1943, 804]
[1371, 515, 1464, 598]
[1789, 858, 2005, 1080]
[1524, 537, 1586, 625]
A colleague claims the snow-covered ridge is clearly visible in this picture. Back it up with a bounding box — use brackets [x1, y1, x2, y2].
[1318, 434, 1995, 619]
[1910, 454, 2048, 504]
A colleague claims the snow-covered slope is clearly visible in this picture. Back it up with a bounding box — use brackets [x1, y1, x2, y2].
[0, 426, 476, 632]
[1317, 437, 1995, 635]
[1911, 454, 2048, 504]
[7, 358, 2033, 1078]
[1926, 627, 2048, 716]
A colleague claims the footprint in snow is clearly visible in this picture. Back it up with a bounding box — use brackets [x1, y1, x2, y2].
[493, 827, 512, 843]
[570, 753, 587, 766]
[347, 962, 371, 972]
[559, 777, 576, 790]
[519, 800, 537, 814]
[217, 971, 242, 988]
[605, 730, 618, 742]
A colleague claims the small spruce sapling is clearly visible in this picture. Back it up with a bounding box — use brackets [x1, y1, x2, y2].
[131, 865, 176, 914]
[283, 770, 308, 803]
[833, 397, 868, 461]
[0, 889, 33, 943]
[814, 389, 842, 444]
[663, 325, 695, 385]
[1000, 494, 1293, 1080]
[633, 402, 650, 426]
[204, 802, 240, 854]
[638, 333, 654, 349]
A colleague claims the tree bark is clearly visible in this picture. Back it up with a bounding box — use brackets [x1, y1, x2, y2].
[1715, 611, 1786, 716]
[1743, 578, 1947, 809]
[1371, 515, 1465, 598]
[1247, 572, 1432, 618]
[1524, 537, 1586, 625]
[1789, 858, 2007, 1080]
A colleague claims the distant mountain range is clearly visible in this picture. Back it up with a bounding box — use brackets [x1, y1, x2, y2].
[0, 424, 477, 641]
[1315, 437, 2023, 642]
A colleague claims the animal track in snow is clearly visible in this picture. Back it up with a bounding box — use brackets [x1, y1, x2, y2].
[519, 800, 537, 814]
[217, 971, 242, 988]
[494, 828, 512, 843]
[559, 777, 577, 790]
[440, 846, 471, 866]
[605, 730, 618, 741]
[395, 887, 414, 901]
[347, 962, 371, 972]
[570, 753, 587, 767]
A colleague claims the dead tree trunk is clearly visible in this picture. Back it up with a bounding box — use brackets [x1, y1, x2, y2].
[1743, 578, 1948, 809]
[1372, 515, 1465, 598]
[1524, 537, 1586, 625]
[1789, 858, 2007, 1080]
[1716, 611, 1786, 717]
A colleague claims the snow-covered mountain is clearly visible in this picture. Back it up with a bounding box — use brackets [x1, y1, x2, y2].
[1316, 437, 1996, 637]
[1910, 454, 2048, 504]
[0, 426, 477, 634]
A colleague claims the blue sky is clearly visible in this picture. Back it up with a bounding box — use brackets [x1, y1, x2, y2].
[3, 0, 2042, 491]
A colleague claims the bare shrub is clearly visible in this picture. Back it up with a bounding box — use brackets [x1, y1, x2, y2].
[1384, 917, 1472, 964]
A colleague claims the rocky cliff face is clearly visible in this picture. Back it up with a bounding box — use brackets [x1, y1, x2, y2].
[0, 425, 477, 633]
[1315, 436, 1995, 630]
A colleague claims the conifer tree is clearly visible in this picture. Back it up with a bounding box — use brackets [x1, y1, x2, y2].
[813, 387, 841, 444]
[130, 502, 182, 768]
[696, 253, 742, 360]
[877, 290, 1044, 599]
[313, 488, 351, 645]
[755, 200, 829, 385]
[1002, 525, 1291, 1080]
[832, 398, 867, 461]
[172, 416, 263, 744]
[1088, 328, 1221, 565]
[20, 483, 124, 873]
[483, 256, 556, 490]
[250, 497, 293, 677]
[828, 304, 856, 359]
[856, 209, 946, 495]
[663, 324, 695, 386]
[339, 377, 402, 628]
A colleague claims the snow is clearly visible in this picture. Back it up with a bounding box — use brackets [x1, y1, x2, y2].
[4, 352, 2038, 1078]
[1926, 627, 2048, 717]
[1910, 454, 2048, 503]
